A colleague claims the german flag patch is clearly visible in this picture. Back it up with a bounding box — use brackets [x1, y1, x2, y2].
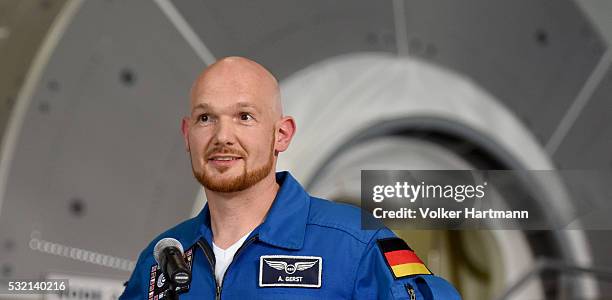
[377, 238, 431, 279]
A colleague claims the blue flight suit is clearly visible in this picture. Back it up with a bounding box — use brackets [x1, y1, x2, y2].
[120, 171, 461, 299]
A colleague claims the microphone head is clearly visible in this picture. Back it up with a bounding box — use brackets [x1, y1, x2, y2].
[153, 238, 184, 264]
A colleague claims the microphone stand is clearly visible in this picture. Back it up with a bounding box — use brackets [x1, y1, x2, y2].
[164, 280, 179, 300]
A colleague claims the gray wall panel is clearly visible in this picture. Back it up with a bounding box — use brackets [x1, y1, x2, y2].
[401, 0, 606, 143]
[171, 0, 397, 79]
[554, 65, 612, 168]
[0, 0, 203, 278]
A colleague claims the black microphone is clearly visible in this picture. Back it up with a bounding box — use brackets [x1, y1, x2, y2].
[153, 238, 192, 286]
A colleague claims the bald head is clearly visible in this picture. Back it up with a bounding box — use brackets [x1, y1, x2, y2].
[182, 57, 296, 194]
[190, 57, 282, 118]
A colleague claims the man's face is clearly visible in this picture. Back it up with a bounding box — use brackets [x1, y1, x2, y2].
[184, 70, 279, 193]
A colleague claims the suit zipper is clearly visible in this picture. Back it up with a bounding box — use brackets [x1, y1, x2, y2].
[196, 240, 219, 299]
[197, 235, 259, 300]
[218, 235, 259, 298]
[405, 283, 416, 300]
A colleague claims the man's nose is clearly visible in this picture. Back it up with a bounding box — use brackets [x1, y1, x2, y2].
[212, 117, 235, 146]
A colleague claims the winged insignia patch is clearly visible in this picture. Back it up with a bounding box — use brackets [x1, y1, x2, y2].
[259, 255, 322, 288]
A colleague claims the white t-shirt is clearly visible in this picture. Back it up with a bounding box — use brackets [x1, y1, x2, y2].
[212, 230, 253, 286]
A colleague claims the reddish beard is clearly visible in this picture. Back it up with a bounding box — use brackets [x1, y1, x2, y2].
[191, 136, 275, 193]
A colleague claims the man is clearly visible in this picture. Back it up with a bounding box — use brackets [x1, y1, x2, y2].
[120, 57, 461, 299]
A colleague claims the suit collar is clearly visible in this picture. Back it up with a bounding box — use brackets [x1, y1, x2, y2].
[196, 171, 309, 250]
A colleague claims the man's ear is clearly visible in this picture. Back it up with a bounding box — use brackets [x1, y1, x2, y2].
[181, 117, 190, 152]
[275, 116, 296, 154]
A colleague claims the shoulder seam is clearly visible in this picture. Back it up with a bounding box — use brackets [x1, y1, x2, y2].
[351, 227, 386, 297]
[305, 222, 375, 245]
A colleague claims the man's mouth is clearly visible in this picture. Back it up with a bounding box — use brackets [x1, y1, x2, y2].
[210, 156, 240, 160]
[208, 156, 242, 161]
[207, 155, 243, 168]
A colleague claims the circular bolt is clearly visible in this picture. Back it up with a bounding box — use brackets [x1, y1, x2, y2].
[69, 198, 86, 217]
[120, 68, 136, 86]
[535, 29, 549, 46]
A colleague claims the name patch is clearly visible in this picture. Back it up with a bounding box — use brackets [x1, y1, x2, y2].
[259, 255, 322, 288]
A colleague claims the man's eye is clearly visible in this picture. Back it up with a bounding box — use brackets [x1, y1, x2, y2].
[198, 114, 209, 123]
[240, 113, 254, 121]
